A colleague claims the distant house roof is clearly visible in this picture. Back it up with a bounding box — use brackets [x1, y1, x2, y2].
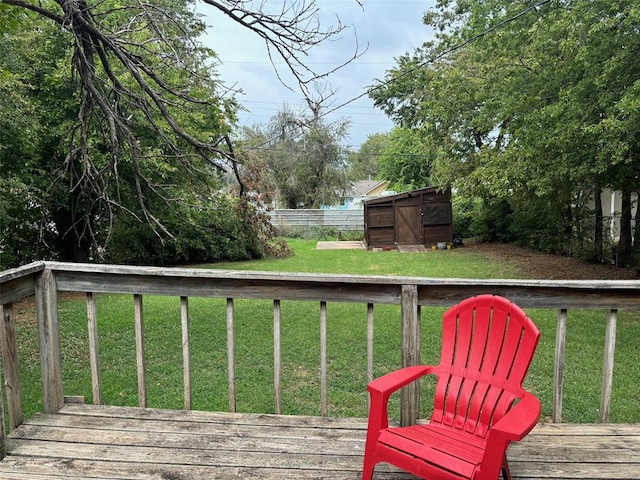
[350, 180, 389, 198]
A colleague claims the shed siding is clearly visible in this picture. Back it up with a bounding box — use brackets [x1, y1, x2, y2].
[366, 228, 395, 247]
[366, 206, 394, 227]
[423, 224, 453, 246]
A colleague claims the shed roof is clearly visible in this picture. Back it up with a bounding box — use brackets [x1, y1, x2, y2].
[363, 186, 445, 206]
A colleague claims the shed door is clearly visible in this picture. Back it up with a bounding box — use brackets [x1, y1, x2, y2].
[395, 205, 422, 245]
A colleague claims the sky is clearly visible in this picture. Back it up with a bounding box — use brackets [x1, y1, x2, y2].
[199, 1, 436, 150]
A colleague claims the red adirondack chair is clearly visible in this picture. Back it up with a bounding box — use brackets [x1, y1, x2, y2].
[362, 294, 541, 480]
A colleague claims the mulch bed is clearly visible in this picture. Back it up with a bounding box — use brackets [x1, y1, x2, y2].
[465, 241, 639, 280]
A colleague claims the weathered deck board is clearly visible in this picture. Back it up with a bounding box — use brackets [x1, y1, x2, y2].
[0, 404, 638, 479]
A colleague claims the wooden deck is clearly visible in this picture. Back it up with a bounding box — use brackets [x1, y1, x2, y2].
[0, 404, 638, 479]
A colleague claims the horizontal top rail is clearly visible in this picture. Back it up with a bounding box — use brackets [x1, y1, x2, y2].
[0, 263, 45, 305]
[0, 262, 46, 282]
[2, 261, 640, 309]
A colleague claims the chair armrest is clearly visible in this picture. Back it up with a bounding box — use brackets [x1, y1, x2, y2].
[490, 391, 541, 441]
[365, 365, 435, 436]
[367, 365, 435, 397]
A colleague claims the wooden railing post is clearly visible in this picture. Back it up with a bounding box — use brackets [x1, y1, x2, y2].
[400, 284, 420, 427]
[1, 302, 23, 431]
[35, 269, 64, 414]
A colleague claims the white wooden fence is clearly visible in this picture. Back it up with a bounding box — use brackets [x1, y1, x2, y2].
[268, 209, 364, 231]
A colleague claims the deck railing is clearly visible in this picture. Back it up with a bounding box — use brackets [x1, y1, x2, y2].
[1, 261, 640, 457]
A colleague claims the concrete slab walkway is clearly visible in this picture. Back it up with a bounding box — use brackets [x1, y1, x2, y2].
[316, 241, 366, 250]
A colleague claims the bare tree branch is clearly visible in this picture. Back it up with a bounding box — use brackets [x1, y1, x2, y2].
[202, 0, 365, 96]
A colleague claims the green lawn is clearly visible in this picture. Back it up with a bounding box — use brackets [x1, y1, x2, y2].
[201, 238, 522, 278]
[11, 239, 640, 424]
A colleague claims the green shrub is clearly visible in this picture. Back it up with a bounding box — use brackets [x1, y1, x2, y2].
[276, 225, 363, 241]
[105, 196, 269, 265]
[451, 195, 480, 239]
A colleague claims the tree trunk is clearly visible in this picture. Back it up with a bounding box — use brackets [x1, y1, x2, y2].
[617, 189, 633, 267]
[52, 209, 92, 263]
[286, 197, 298, 209]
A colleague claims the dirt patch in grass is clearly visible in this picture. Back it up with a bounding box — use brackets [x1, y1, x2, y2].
[10, 292, 85, 327]
[465, 241, 639, 280]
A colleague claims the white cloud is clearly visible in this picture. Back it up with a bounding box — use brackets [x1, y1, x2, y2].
[199, 1, 436, 148]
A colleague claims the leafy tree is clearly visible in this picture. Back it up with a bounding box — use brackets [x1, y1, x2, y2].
[242, 98, 351, 209]
[0, 0, 362, 267]
[378, 127, 435, 191]
[347, 132, 389, 181]
[0, 19, 66, 267]
[0, 3, 23, 34]
[1, 7, 228, 264]
[370, 0, 640, 263]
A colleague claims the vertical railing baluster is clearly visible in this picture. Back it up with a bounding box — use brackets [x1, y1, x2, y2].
[366, 303, 374, 412]
[553, 308, 567, 423]
[226, 298, 236, 412]
[134, 294, 146, 408]
[1, 302, 23, 430]
[400, 284, 420, 427]
[320, 301, 328, 417]
[86, 292, 102, 405]
[181, 296, 192, 410]
[366, 303, 374, 387]
[600, 309, 617, 423]
[273, 299, 282, 414]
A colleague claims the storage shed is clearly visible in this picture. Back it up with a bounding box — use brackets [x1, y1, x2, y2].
[363, 187, 453, 249]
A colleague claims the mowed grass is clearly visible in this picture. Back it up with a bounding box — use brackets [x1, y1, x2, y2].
[201, 238, 522, 278]
[10, 239, 640, 424]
